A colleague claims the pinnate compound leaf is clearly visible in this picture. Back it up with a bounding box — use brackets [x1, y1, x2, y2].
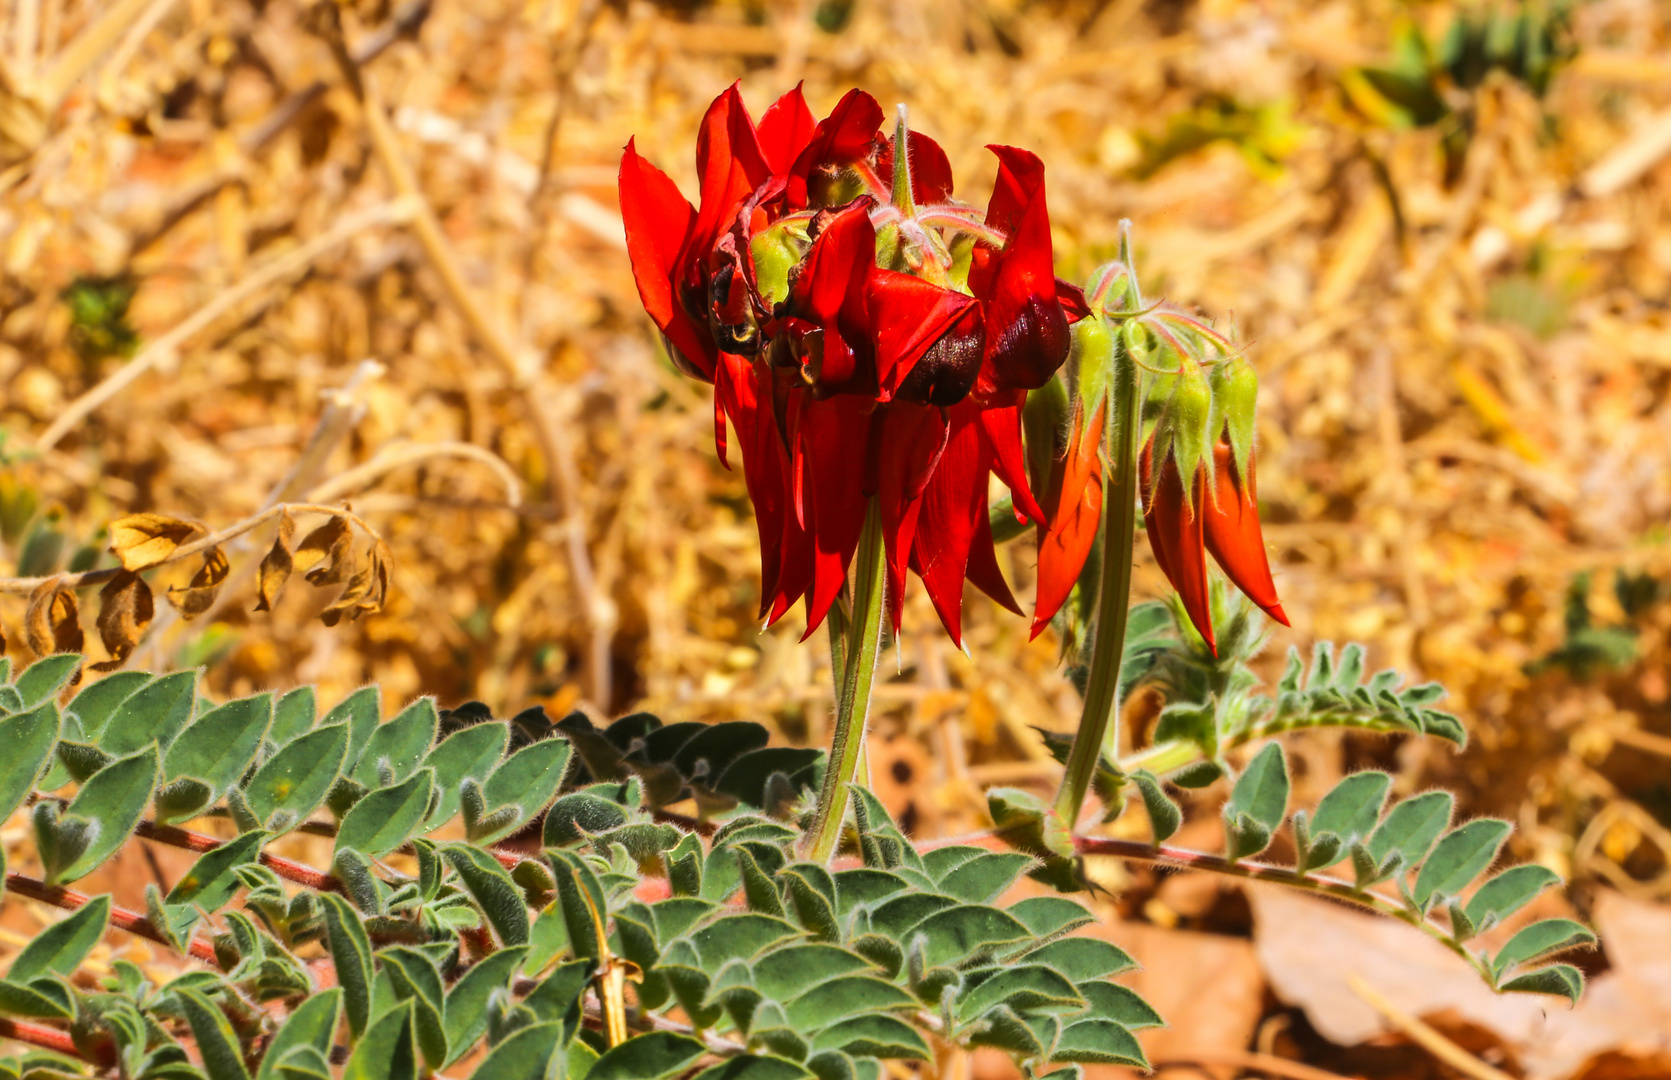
[7, 895, 109, 983]
[352, 698, 439, 790]
[244, 722, 350, 832]
[1410, 818, 1511, 911]
[1500, 963, 1584, 1003]
[587, 1032, 706, 1080]
[1052, 1018, 1147, 1068]
[336, 769, 435, 856]
[321, 893, 375, 1039]
[0, 702, 59, 821]
[15, 654, 82, 707]
[441, 844, 531, 947]
[1464, 865, 1561, 930]
[693, 1055, 816, 1080]
[344, 1000, 418, 1080]
[175, 987, 251, 1080]
[1490, 919, 1596, 978]
[465, 1021, 562, 1080]
[256, 989, 341, 1080]
[50, 745, 159, 884]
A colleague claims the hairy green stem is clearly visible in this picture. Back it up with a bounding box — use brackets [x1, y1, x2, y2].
[1053, 333, 1140, 825]
[807, 498, 886, 863]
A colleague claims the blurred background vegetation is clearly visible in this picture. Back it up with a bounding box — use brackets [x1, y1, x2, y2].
[2, 0, 1671, 1075]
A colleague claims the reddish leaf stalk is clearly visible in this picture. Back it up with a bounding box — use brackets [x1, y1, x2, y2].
[0, 1016, 102, 1065]
[136, 819, 344, 893]
[4, 871, 220, 966]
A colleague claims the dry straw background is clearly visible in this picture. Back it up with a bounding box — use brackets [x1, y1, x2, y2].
[2, 0, 1671, 1076]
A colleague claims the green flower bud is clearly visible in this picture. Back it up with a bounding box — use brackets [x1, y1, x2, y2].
[1069, 314, 1116, 412]
[1208, 352, 1259, 486]
[1165, 357, 1213, 515]
[1023, 372, 1070, 499]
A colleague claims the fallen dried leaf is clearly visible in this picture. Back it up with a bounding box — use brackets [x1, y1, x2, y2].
[253, 511, 296, 613]
[94, 570, 154, 670]
[25, 576, 84, 659]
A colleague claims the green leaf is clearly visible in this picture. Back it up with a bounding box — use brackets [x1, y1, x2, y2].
[321, 893, 375, 1038]
[257, 989, 341, 1080]
[99, 671, 196, 757]
[867, 893, 957, 941]
[783, 975, 917, 1028]
[587, 1032, 706, 1080]
[442, 947, 527, 1066]
[1464, 865, 1560, 930]
[832, 869, 910, 915]
[937, 853, 1033, 904]
[441, 844, 531, 947]
[7, 895, 109, 983]
[161, 694, 273, 811]
[1500, 963, 1584, 1003]
[0, 702, 60, 822]
[1006, 897, 1095, 940]
[1130, 770, 1180, 843]
[1365, 791, 1453, 870]
[379, 948, 447, 1069]
[1021, 938, 1136, 981]
[65, 672, 150, 742]
[922, 846, 985, 880]
[1307, 772, 1390, 867]
[0, 979, 73, 1019]
[1224, 743, 1288, 861]
[343, 1000, 418, 1080]
[14, 655, 81, 707]
[475, 738, 572, 843]
[50, 745, 160, 884]
[955, 965, 1085, 1022]
[713, 747, 824, 808]
[176, 988, 252, 1080]
[1077, 982, 1164, 1029]
[1053, 1018, 1147, 1067]
[909, 905, 1032, 970]
[693, 1055, 816, 1080]
[336, 769, 436, 857]
[352, 698, 438, 789]
[689, 914, 805, 973]
[324, 686, 382, 772]
[1411, 819, 1511, 911]
[423, 723, 508, 828]
[269, 687, 318, 747]
[808, 1015, 931, 1061]
[543, 792, 628, 847]
[466, 1021, 561, 1080]
[166, 830, 267, 912]
[1491, 919, 1596, 977]
[244, 722, 349, 832]
[751, 944, 878, 1001]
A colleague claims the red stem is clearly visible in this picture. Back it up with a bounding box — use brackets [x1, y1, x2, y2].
[0, 1016, 103, 1065]
[4, 872, 220, 966]
[136, 819, 343, 892]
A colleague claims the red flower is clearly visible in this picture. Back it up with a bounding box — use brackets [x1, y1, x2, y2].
[620, 85, 1084, 644]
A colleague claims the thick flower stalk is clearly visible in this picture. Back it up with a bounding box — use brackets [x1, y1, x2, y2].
[620, 84, 1087, 647]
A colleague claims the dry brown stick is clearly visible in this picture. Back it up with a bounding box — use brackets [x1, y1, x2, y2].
[1149, 1051, 1354, 1080]
[1347, 974, 1515, 1080]
[37, 199, 414, 451]
[317, 7, 614, 705]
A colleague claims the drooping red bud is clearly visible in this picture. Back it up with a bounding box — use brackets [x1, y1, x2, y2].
[1033, 398, 1106, 638]
[1141, 439, 1216, 656]
[1202, 441, 1288, 628]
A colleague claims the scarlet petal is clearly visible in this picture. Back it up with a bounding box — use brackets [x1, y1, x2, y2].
[976, 145, 1069, 391]
[966, 506, 1022, 617]
[787, 88, 884, 207]
[912, 401, 989, 646]
[1203, 442, 1289, 627]
[757, 83, 816, 176]
[1142, 444, 1216, 655]
[618, 139, 712, 379]
[875, 129, 955, 204]
[875, 403, 950, 632]
[1056, 278, 1091, 323]
[976, 389, 1047, 525]
[690, 83, 771, 269]
[718, 355, 791, 616]
[793, 201, 877, 395]
[1032, 399, 1106, 637]
[867, 269, 979, 400]
[795, 394, 876, 638]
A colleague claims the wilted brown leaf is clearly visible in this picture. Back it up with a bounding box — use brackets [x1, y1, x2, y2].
[166, 546, 230, 619]
[253, 511, 296, 613]
[320, 540, 391, 627]
[107, 513, 205, 572]
[25, 576, 84, 658]
[293, 514, 351, 586]
[93, 571, 155, 671]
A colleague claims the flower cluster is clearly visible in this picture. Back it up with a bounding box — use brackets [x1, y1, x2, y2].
[621, 84, 1086, 643]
